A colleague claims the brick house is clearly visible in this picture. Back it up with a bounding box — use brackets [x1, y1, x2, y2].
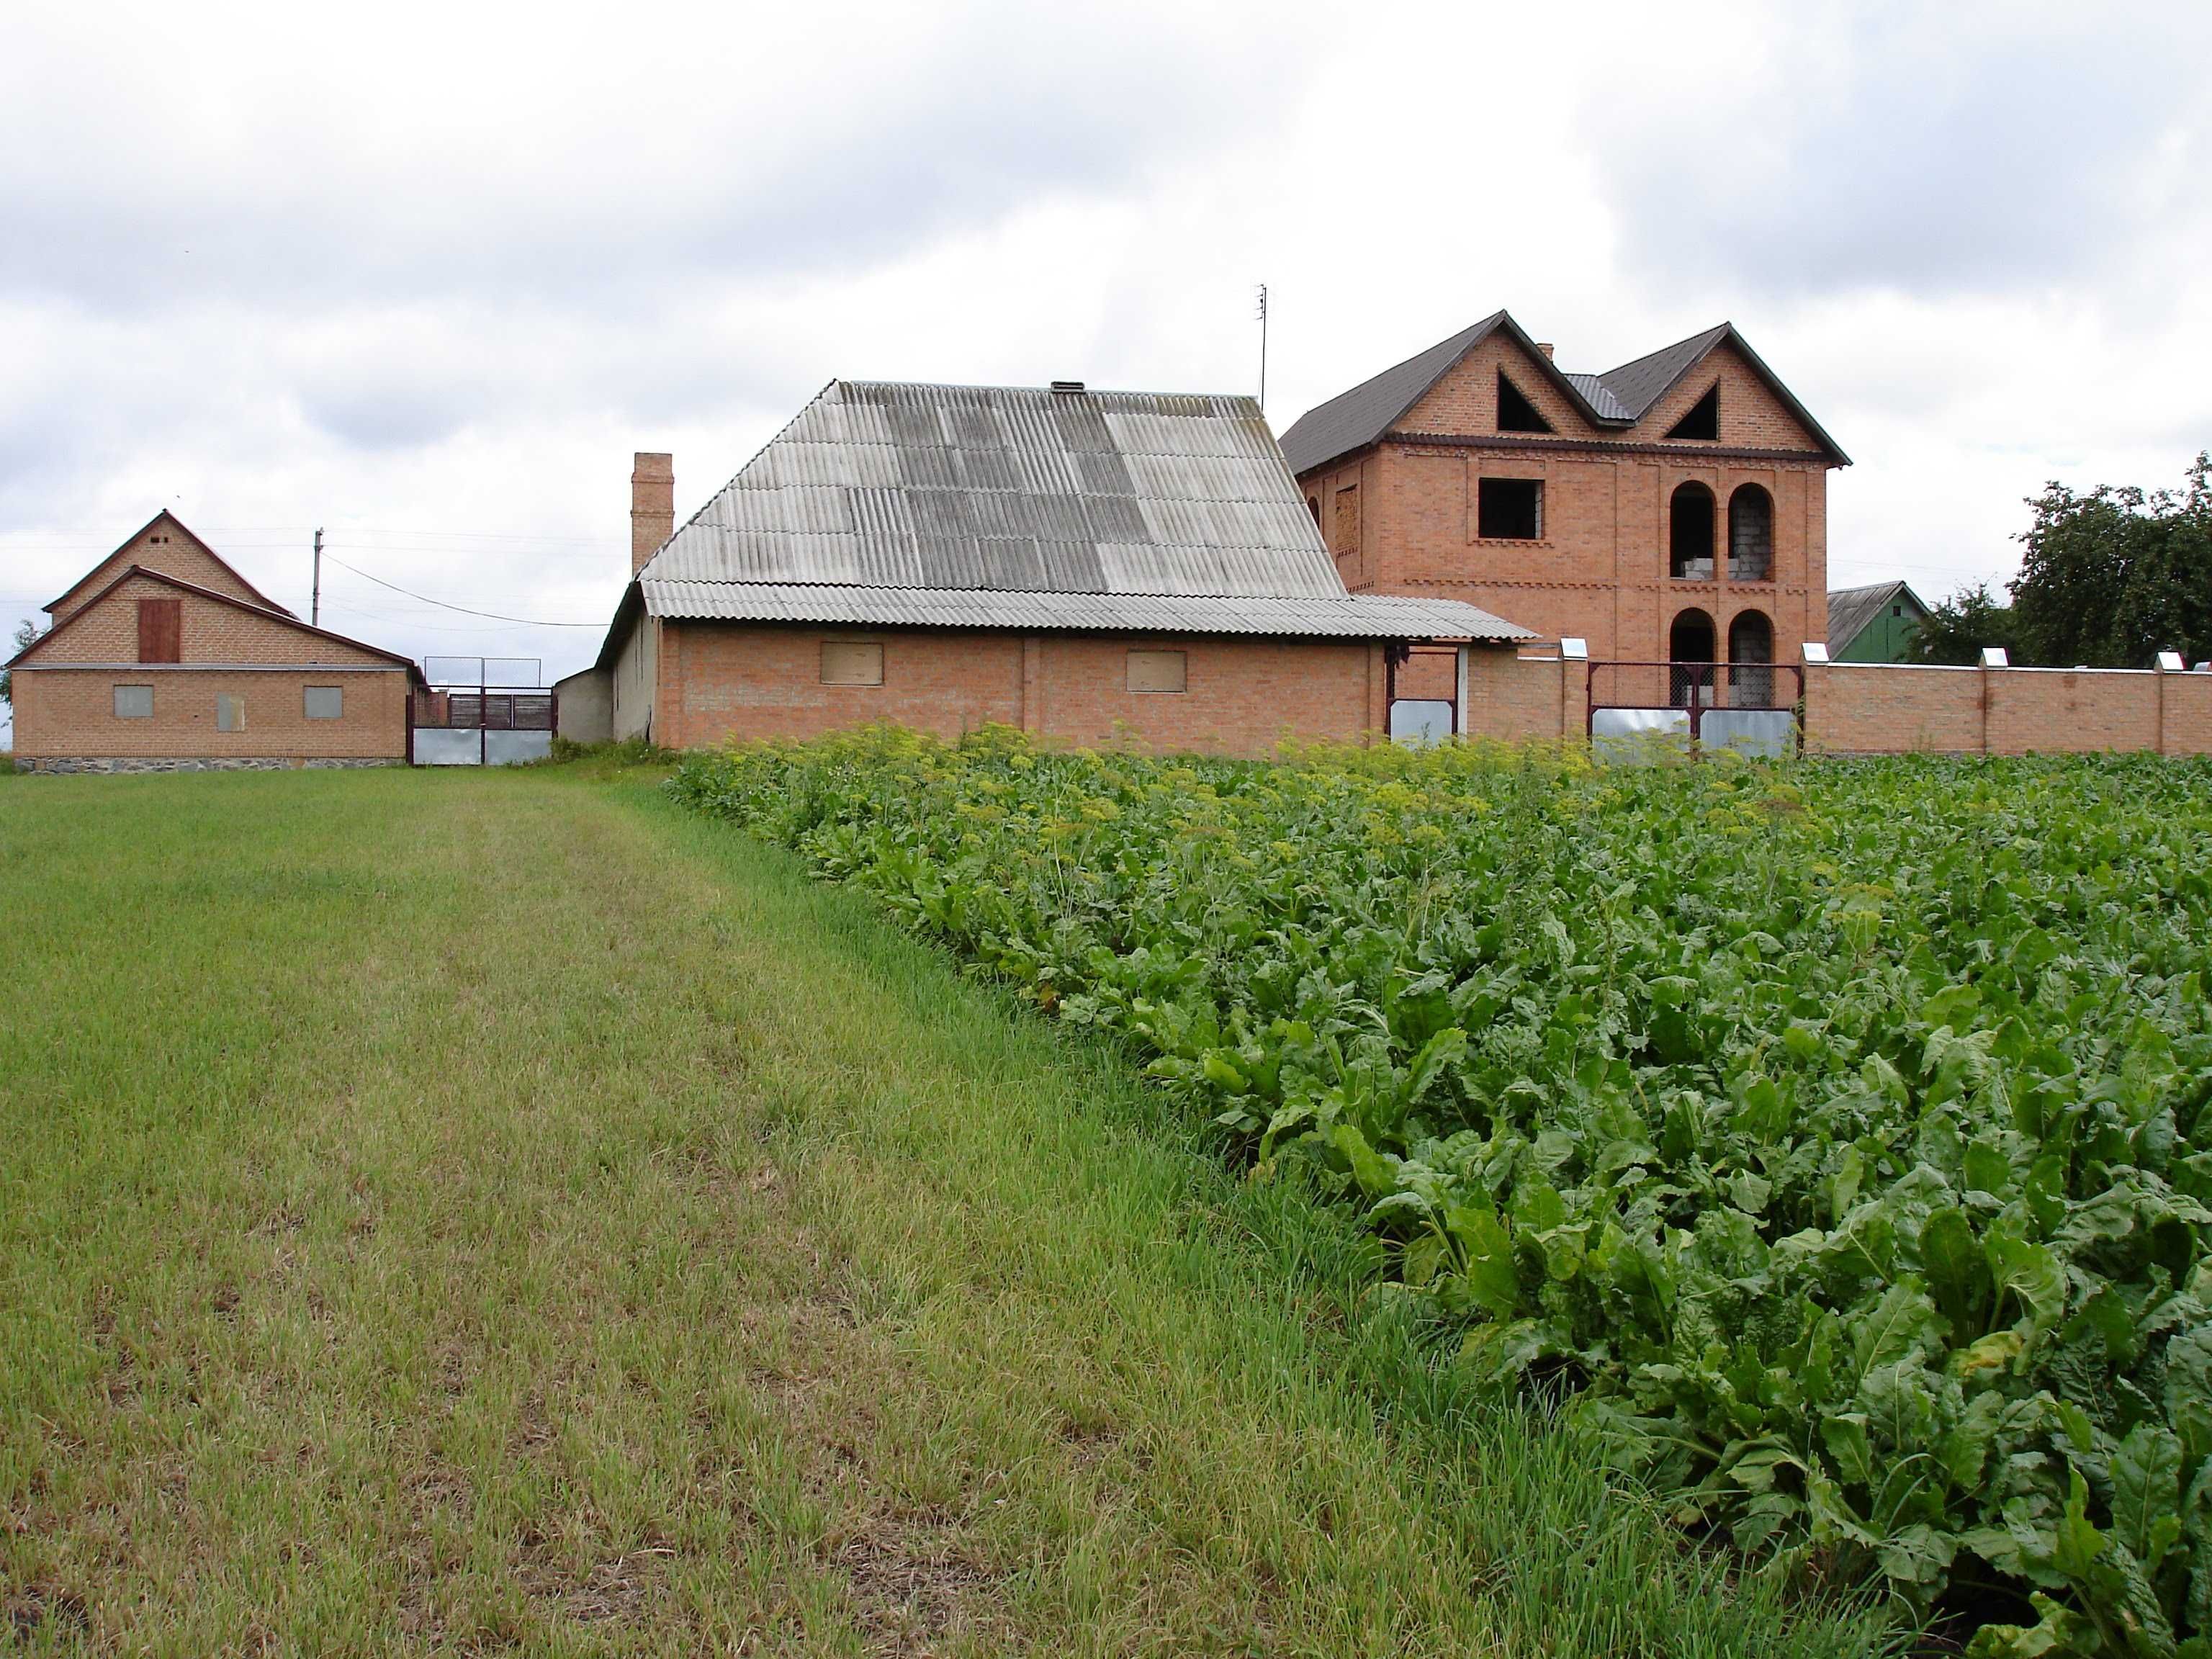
[564, 380, 1528, 757]
[1278, 311, 1849, 701]
[7, 511, 421, 773]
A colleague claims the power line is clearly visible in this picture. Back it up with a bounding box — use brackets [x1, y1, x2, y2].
[321, 553, 603, 627]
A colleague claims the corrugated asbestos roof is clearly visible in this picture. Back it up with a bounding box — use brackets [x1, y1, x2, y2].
[1276, 313, 1850, 476]
[639, 581, 1529, 640]
[1827, 580, 1928, 655]
[645, 380, 1343, 598]
[617, 379, 1529, 648]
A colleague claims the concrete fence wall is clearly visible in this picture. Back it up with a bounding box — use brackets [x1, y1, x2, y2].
[1457, 651, 2212, 757]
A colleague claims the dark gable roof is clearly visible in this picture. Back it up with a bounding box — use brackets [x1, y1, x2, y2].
[43, 509, 297, 619]
[1277, 313, 1851, 475]
[1595, 324, 1733, 420]
[1827, 580, 1928, 655]
[7, 564, 420, 678]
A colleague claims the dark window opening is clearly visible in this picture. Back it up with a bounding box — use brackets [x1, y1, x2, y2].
[1306, 495, 1321, 525]
[1669, 482, 1715, 579]
[1497, 372, 1553, 434]
[1727, 484, 1773, 581]
[1727, 610, 1775, 706]
[1665, 385, 1719, 441]
[1669, 608, 1717, 706]
[1892, 604, 1903, 616]
[1477, 477, 1542, 540]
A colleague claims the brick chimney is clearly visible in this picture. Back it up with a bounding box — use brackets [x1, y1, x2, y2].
[1535, 342, 1555, 361]
[631, 452, 673, 577]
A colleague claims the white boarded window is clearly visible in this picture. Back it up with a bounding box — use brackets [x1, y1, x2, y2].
[820, 640, 884, 686]
[217, 693, 246, 732]
[1127, 649, 1187, 693]
[113, 684, 153, 719]
[303, 685, 343, 720]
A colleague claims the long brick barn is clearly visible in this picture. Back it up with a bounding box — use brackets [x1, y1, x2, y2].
[560, 380, 1529, 757]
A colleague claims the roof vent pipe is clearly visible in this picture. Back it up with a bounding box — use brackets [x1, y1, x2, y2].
[1050, 380, 1086, 395]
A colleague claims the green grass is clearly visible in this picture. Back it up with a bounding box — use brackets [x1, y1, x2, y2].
[0, 765, 1887, 1655]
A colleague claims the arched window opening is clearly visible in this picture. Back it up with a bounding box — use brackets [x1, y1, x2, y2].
[1665, 385, 1719, 441]
[1497, 371, 1553, 434]
[1669, 482, 1715, 580]
[1728, 485, 1773, 582]
[1669, 608, 1716, 707]
[1307, 495, 1321, 525]
[1727, 610, 1774, 707]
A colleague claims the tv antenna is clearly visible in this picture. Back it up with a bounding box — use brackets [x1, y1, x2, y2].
[1254, 284, 1269, 413]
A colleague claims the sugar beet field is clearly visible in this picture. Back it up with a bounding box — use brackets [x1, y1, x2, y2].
[673, 733, 2212, 1658]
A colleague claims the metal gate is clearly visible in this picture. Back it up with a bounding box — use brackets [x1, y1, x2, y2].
[1586, 660, 1802, 760]
[411, 657, 557, 766]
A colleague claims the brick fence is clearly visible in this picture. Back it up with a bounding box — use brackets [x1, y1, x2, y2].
[1460, 651, 2212, 757]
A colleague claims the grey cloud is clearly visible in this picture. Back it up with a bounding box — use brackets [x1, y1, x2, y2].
[0, 4, 1295, 319]
[1591, 5, 2211, 300]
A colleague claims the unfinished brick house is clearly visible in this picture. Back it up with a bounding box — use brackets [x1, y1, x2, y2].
[565, 380, 1529, 757]
[1279, 311, 1849, 704]
[7, 511, 421, 772]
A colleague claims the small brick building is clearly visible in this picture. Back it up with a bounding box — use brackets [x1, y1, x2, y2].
[1279, 311, 1848, 698]
[565, 381, 1528, 757]
[7, 512, 421, 773]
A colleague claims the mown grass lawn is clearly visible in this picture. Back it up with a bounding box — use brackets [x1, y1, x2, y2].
[0, 763, 1884, 1656]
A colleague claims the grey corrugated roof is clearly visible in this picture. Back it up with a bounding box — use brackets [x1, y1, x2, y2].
[1827, 581, 1928, 654]
[641, 379, 1344, 600]
[640, 580, 1529, 641]
[1276, 313, 1851, 476]
[1563, 373, 1631, 422]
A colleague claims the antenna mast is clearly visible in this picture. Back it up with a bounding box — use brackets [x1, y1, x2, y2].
[1254, 284, 1269, 413]
[311, 527, 323, 626]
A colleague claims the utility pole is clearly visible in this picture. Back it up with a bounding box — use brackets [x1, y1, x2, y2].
[310, 528, 323, 626]
[1255, 284, 1269, 413]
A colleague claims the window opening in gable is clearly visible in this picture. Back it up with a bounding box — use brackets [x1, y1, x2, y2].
[1669, 482, 1716, 579]
[1127, 649, 1187, 693]
[1477, 478, 1542, 540]
[1496, 372, 1553, 434]
[1727, 484, 1773, 581]
[1665, 385, 1719, 441]
[820, 641, 884, 686]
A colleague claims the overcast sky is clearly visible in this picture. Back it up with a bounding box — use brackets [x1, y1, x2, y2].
[4, 0, 2207, 732]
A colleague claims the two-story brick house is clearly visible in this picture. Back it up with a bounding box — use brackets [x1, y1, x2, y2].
[1278, 311, 1848, 703]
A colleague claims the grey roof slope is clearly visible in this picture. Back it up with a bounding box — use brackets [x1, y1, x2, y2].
[1594, 325, 1733, 420]
[1827, 580, 1928, 654]
[601, 379, 1530, 659]
[1276, 313, 1851, 476]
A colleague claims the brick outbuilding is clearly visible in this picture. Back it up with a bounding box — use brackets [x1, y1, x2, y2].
[567, 381, 1529, 757]
[7, 512, 421, 772]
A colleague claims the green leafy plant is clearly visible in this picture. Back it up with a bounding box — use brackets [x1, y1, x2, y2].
[670, 727, 2212, 1654]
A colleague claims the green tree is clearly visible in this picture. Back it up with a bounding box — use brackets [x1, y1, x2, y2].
[1, 618, 41, 707]
[2010, 452, 2212, 667]
[1907, 582, 2020, 665]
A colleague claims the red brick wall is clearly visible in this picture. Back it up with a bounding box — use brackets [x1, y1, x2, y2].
[31, 574, 395, 668]
[1461, 649, 1586, 742]
[48, 523, 279, 623]
[658, 624, 1390, 757]
[1806, 663, 2212, 756]
[12, 667, 410, 760]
